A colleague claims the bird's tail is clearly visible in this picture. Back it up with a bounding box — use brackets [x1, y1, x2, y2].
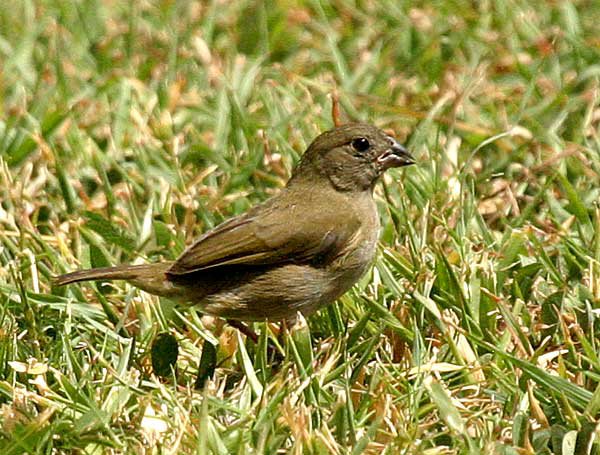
[53, 263, 176, 296]
[54, 265, 149, 285]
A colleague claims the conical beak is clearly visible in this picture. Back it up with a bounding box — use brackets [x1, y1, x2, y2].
[377, 138, 415, 169]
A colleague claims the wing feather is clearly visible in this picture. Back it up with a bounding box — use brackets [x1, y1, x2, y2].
[166, 198, 347, 276]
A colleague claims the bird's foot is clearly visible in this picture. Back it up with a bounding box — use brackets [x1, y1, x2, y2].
[226, 319, 259, 343]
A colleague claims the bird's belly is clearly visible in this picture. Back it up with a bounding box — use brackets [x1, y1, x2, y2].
[190, 265, 327, 320]
[174, 215, 379, 321]
[195, 253, 375, 321]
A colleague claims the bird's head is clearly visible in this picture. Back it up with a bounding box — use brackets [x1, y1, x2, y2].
[290, 123, 414, 192]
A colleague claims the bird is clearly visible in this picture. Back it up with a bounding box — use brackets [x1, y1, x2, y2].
[54, 123, 414, 322]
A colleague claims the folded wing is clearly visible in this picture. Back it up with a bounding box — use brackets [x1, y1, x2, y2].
[166, 199, 351, 276]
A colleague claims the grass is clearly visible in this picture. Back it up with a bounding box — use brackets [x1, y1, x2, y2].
[1, 0, 600, 453]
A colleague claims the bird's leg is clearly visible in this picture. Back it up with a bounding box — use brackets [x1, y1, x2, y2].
[282, 314, 298, 331]
[226, 319, 259, 343]
[280, 312, 308, 340]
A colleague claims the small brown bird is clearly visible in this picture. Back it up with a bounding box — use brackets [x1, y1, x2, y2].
[55, 123, 414, 321]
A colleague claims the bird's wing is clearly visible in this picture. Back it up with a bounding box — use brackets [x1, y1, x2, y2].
[166, 199, 352, 276]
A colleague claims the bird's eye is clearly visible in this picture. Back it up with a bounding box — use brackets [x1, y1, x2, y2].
[351, 137, 370, 152]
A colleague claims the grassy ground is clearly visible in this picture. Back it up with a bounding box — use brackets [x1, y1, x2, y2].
[1, 0, 600, 453]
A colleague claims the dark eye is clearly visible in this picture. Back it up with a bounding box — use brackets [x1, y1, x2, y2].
[351, 137, 370, 152]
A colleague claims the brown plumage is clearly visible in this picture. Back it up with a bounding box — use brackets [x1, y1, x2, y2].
[54, 123, 414, 321]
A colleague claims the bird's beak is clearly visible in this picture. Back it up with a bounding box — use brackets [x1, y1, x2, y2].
[377, 137, 415, 169]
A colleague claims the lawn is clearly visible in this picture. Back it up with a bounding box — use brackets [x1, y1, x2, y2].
[1, 0, 600, 453]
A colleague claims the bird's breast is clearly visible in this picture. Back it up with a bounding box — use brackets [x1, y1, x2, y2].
[327, 197, 380, 287]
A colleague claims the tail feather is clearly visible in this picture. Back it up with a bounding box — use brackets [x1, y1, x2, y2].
[53, 265, 156, 286]
[53, 262, 180, 298]
[54, 261, 206, 310]
[54, 262, 177, 297]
